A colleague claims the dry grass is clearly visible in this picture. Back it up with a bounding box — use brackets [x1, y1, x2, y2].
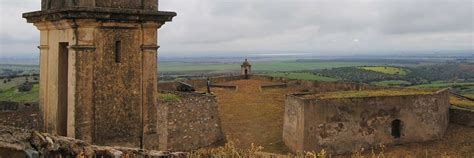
[202, 79, 474, 157]
[206, 79, 303, 154]
[450, 95, 474, 109]
[304, 89, 435, 99]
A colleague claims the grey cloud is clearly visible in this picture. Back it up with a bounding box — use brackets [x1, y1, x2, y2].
[0, 0, 472, 57]
[377, 0, 473, 34]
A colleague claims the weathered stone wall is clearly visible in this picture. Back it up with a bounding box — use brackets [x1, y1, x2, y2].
[283, 89, 450, 154]
[27, 19, 163, 149]
[0, 102, 40, 130]
[450, 106, 474, 127]
[158, 75, 244, 91]
[157, 91, 224, 151]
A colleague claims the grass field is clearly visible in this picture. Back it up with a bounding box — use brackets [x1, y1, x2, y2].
[410, 81, 474, 88]
[158, 93, 181, 102]
[159, 60, 377, 72]
[359, 66, 407, 75]
[268, 72, 338, 81]
[370, 80, 411, 87]
[450, 95, 474, 109]
[0, 84, 39, 102]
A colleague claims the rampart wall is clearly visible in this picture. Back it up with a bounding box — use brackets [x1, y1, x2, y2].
[156, 91, 224, 151]
[158, 75, 379, 93]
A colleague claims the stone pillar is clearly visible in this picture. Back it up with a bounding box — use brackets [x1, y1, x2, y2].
[141, 22, 161, 149]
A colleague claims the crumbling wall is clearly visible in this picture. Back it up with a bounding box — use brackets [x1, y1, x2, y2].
[283, 89, 450, 154]
[0, 126, 186, 158]
[157, 92, 224, 151]
[0, 102, 40, 130]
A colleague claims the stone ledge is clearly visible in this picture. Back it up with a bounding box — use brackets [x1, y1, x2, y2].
[23, 7, 176, 23]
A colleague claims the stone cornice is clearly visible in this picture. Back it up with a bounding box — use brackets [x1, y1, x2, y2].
[23, 7, 176, 23]
[141, 45, 160, 51]
[38, 45, 50, 50]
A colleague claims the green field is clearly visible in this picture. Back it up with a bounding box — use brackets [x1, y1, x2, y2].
[370, 80, 411, 87]
[158, 93, 181, 102]
[159, 60, 377, 72]
[0, 84, 39, 102]
[410, 81, 474, 88]
[359, 66, 407, 75]
[268, 72, 338, 81]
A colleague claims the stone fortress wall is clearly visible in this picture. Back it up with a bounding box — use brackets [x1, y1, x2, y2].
[0, 74, 471, 155]
[283, 89, 450, 154]
[155, 91, 224, 151]
[158, 75, 380, 92]
[0, 101, 41, 130]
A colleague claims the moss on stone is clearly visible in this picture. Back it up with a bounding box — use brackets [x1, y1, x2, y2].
[305, 89, 436, 99]
[450, 95, 474, 109]
[159, 93, 181, 102]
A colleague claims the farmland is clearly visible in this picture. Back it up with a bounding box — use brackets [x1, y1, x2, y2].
[359, 66, 408, 75]
[267, 72, 338, 81]
[158, 60, 378, 73]
[0, 84, 39, 102]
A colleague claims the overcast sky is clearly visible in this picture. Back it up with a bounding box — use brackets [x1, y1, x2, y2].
[0, 0, 472, 57]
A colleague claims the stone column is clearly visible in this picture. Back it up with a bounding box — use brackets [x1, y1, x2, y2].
[36, 22, 50, 132]
[141, 22, 161, 149]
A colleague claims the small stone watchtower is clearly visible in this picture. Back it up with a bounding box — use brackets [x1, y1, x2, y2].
[241, 59, 252, 78]
[23, 0, 176, 149]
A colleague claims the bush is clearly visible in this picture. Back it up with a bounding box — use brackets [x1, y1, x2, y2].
[18, 82, 33, 92]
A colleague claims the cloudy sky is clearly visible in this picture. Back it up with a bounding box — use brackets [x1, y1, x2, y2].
[0, 0, 472, 57]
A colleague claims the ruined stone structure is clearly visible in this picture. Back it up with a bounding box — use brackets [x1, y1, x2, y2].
[241, 59, 252, 78]
[23, 0, 176, 148]
[283, 89, 450, 154]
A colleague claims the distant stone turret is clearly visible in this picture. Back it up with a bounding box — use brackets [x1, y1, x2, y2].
[23, 0, 176, 149]
[241, 59, 252, 79]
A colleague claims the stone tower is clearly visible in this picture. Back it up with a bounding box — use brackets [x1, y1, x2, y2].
[241, 59, 252, 78]
[23, 0, 176, 148]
